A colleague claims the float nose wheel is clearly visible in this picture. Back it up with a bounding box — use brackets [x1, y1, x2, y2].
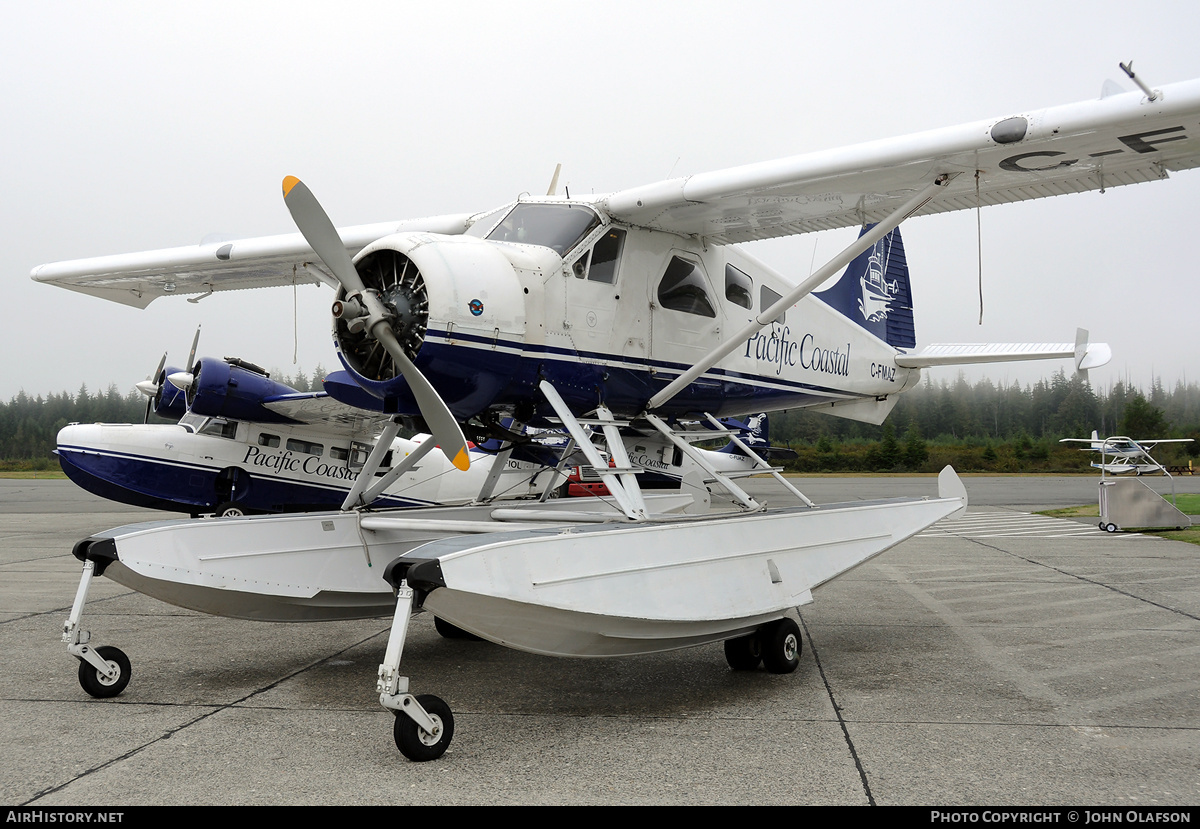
[392, 694, 454, 762]
[76, 645, 131, 698]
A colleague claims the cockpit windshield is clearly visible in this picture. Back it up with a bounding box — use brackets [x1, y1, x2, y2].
[485, 203, 602, 257]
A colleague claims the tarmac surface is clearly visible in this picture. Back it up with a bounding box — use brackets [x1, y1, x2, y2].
[2, 476, 1199, 806]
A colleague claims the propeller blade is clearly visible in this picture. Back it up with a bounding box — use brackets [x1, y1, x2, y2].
[372, 323, 471, 471]
[282, 177, 364, 293]
[138, 352, 168, 397]
[186, 325, 201, 374]
[281, 176, 470, 471]
[140, 351, 167, 423]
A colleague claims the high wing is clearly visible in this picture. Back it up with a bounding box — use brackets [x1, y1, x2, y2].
[30, 77, 1200, 302]
[602, 79, 1200, 244]
[30, 214, 473, 308]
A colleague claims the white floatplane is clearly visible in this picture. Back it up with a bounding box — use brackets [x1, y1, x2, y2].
[36, 65, 1200, 760]
[1060, 430, 1194, 476]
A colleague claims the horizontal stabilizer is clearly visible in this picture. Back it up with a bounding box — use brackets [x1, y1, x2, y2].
[896, 329, 1111, 371]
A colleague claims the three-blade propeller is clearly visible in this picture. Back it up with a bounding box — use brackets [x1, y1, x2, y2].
[136, 326, 201, 422]
[281, 176, 470, 471]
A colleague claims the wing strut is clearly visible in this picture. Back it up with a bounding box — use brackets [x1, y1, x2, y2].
[340, 418, 403, 510]
[539, 381, 646, 520]
[646, 175, 951, 411]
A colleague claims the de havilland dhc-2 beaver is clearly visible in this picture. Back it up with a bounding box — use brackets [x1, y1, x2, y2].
[33, 65, 1200, 760]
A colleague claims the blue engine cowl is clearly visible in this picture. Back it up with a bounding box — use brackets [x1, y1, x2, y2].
[151, 366, 189, 420]
[184, 357, 303, 424]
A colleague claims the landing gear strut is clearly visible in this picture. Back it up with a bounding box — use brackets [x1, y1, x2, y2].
[64, 556, 133, 698]
[377, 579, 455, 761]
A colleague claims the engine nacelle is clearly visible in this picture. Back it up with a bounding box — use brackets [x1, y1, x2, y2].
[184, 357, 303, 424]
[333, 232, 530, 420]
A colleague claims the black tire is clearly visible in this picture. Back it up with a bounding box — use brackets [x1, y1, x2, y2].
[393, 694, 454, 762]
[759, 618, 802, 674]
[215, 502, 247, 518]
[1105, 523, 1118, 533]
[78, 646, 131, 698]
[434, 616, 482, 641]
[723, 634, 763, 670]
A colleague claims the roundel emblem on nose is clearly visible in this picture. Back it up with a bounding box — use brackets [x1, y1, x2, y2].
[468, 299, 484, 316]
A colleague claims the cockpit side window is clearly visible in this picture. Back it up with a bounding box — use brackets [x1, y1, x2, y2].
[725, 264, 753, 309]
[571, 228, 626, 284]
[658, 256, 717, 318]
[199, 419, 238, 439]
[486, 203, 602, 257]
[761, 285, 786, 325]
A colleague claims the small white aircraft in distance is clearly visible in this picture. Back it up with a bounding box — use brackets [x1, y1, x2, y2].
[34, 65, 1200, 760]
[1060, 431, 1194, 475]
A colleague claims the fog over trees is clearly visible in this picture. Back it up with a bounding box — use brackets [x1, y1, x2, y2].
[3, 369, 1198, 473]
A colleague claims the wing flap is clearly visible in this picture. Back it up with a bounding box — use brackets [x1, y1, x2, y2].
[603, 80, 1200, 243]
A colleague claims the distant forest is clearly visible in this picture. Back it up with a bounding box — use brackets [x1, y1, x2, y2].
[2, 367, 1198, 473]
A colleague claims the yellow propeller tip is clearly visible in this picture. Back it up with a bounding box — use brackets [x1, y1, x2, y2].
[453, 448, 470, 471]
[282, 176, 300, 196]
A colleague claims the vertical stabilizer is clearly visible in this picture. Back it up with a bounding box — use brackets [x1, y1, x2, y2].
[814, 224, 915, 349]
[717, 414, 768, 456]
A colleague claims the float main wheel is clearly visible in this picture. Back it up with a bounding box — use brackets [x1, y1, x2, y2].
[759, 618, 802, 674]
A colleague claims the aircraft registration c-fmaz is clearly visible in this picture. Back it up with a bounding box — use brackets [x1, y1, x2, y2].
[34, 67, 1200, 760]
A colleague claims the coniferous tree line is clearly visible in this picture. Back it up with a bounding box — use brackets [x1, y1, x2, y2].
[2, 367, 1197, 472]
[0, 367, 326, 468]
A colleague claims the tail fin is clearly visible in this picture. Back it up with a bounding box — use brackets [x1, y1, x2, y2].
[814, 224, 915, 349]
[717, 413, 768, 456]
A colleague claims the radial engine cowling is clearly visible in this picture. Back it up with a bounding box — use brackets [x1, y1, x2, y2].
[333, 233, 528, 419]
[184, 357, 303, 424]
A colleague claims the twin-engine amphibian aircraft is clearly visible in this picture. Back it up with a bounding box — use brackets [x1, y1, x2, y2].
[1060, 431, 1194, 475]
[58, 356, 562, 516]
[35, 67, 1200, 761]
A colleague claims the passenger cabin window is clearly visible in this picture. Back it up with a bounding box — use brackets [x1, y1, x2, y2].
[725, 265, 753, 309]
[571, 228, 626, 284]
[257, 433, 280, 448]
[349, 442, 373, 469]
[286, 438, 323, 457]
[761, 285, 786, 325]
[199, 419, 238, 439]
[658, 256, 717, 318]
[329, 445, 349, 462]
[485, 203, 602, 257]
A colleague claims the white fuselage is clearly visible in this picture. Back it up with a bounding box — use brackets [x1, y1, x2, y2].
[57, 415, 556, 514]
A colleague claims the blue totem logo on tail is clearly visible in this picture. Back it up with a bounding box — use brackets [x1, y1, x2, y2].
[814, 225, 915, 350]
